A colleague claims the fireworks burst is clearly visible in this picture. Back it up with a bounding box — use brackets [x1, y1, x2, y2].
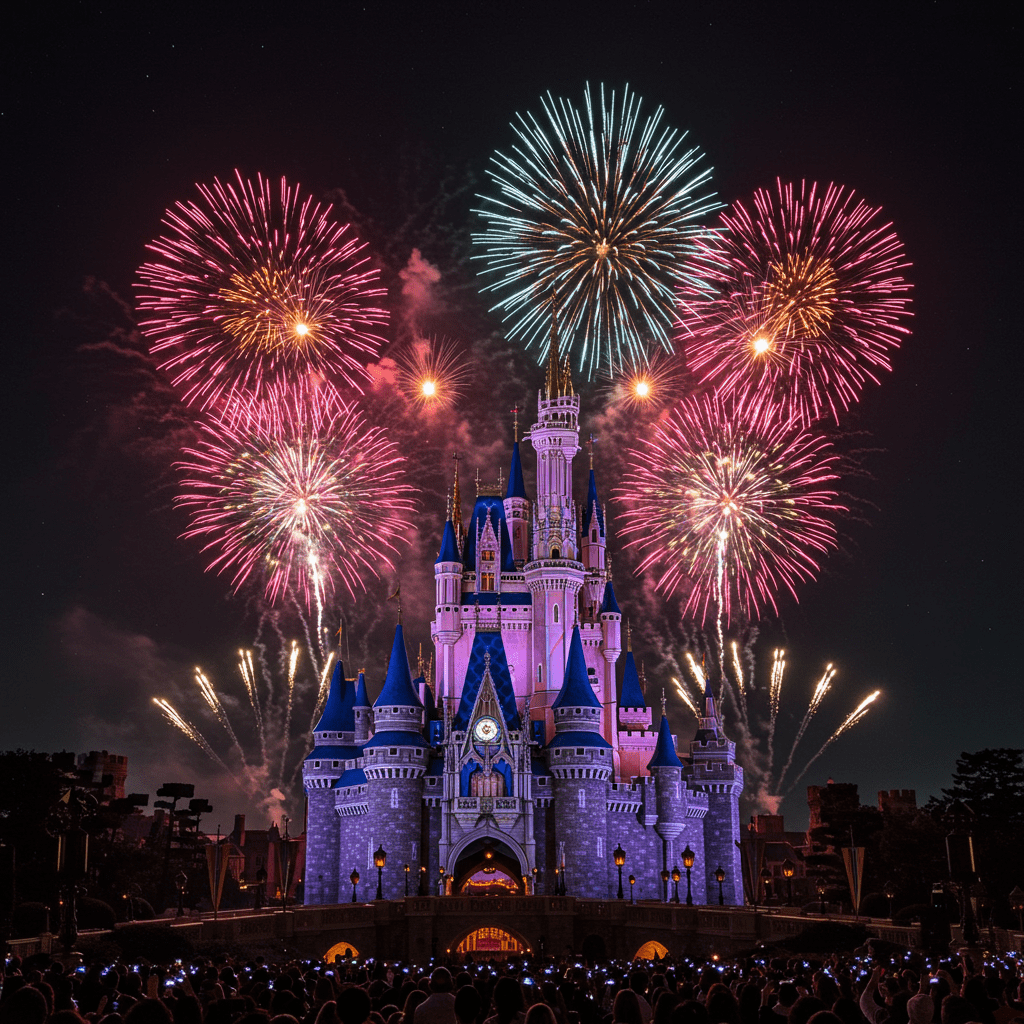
[474, 83, 719, 378]
[680, 179, 912, 425]
[136, 171, 388, 410]
[601, 348, 689, 414]
[675, 641, 881, 804]
[614, 392, 843, 624]
[176, 385, 417, 610]
[396, 336, 469, 411]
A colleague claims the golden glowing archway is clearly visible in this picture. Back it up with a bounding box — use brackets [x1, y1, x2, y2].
[633, 940, 670, 960]
[323, 940, 361, 961]
[452, 927, 528, 958]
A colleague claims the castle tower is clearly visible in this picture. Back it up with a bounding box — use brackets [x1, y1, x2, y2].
[503, 439, 530, 565]
[580, 467, 607, 618]
[685, 679, 744, 905]
[547, 626, 612, 898]
[433, 516, 463, 704]
[353, 671, 372, 746]
[302, 657, 359, 904]
[525, 327, 584, 733]
[363, 625, 429, 898]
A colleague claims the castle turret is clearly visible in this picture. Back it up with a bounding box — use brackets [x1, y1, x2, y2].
[685, 678, 743, 905]
[303, 657, 361, 904]
[503, 439, 530, 565]
[580, 468, 607, 617]
[353, 671, 372, 746]
[433, 516, 463, 705]
[363, 625, 429, 899]
[547, 627, 612, 897]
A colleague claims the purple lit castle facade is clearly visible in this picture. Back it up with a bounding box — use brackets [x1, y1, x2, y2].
[303, 352, 743, 904]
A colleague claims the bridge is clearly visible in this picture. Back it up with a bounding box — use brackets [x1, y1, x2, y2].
[10, 897, 930, 962]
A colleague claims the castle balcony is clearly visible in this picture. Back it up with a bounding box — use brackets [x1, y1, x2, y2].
[449, 794, 523, 831]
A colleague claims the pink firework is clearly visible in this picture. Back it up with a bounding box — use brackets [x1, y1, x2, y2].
[679, 180, 912, 425]
[176, 386, 417, 607]
[136, 171, 387, 410]
[614, 393, 842, 623]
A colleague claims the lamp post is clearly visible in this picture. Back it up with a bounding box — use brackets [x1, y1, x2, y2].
[628, 874, 635, 903]
[374, 844, 387, 900]
[350, 869, 359, 903]
[1009, 886, 1024, 931]
[714, 865, 725, 906]
[682, 846, 695, 906]
[816, 878, 827, 915]
[614, 844, 626, 900]
[175, 870, 188, 917]
[671, 866, 681, 904]
[661, 868, 670, 903]
[782, 858, 795, 906]
[419, 865, 426, 896]
[554, 866, 560, 896]
[759, 867, 771, 906]
[883, 879, 896, 920]
[404, 863, 410, 896]
[531, 866, 538, 895]
[438, 866, 445, 895]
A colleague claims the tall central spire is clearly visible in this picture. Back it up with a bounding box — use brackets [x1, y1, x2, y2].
[545, 293, 561, 400]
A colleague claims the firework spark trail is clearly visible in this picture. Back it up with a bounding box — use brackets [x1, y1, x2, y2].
[396, 336, 470, 411]
[787, 690, 880, 792]
[238, 648, 268, 765]
[779, 661, 837, 785]
[194, 668, 248, 766]
[311, 651, 336, 728]
[672, 677, 701, 718]
[279, 641, 300, 786]
[766, 648, 786, 769]
[474, 82, 720, 378]
[730, 639, 749, 722]
[614, 392, 843, 624]
[680, 179, 912, 426]
[152, 697, 238, 779]
[136, 171, 387, 410]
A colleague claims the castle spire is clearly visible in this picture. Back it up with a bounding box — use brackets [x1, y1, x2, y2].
[545, 294, 560, 400]
[451, 451, 464, 544]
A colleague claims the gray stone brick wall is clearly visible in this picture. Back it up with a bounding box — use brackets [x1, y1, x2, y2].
[304, 789, 340, 904]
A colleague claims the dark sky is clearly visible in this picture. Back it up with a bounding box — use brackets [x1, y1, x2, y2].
[3, 3, 1020, 830]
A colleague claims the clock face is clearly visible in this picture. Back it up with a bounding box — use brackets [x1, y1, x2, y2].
[473, 716, 500, 743]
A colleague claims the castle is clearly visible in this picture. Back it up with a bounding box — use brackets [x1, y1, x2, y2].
[303, 345, 744, 904]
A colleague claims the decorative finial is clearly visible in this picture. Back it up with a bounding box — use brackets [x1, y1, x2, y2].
[546, 292, 560, 400]
[388, 581, 402, 624]
[335, 621, 344, 653]
[483, 650, 491, 676]
[626, 620, 632, 652]
[640, 660, 646, 695]
[475, 466, 481, 496]
[512, 404, 520, 443]
[587, 433, 597, 470]
[417, 642, 425, 679]
[452, 451, 464, 540]
[661, 687, 667, 719]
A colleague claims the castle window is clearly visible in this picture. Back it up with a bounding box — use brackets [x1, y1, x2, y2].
[481, 572, 495, 592]
[551, 548, 560, 559]
[314, 761, 321, 768]
[553, 605, 559, 623]
[592, 529, 597, 542]
[391, 788, 398, 808]
[481, 550, 495, 564]
[390, 749, 398, 756]
[577, 748, 584, 755]
[578, 788, 585, 809]
[333, 761, 339, 768]
[538, 665, 543, 684]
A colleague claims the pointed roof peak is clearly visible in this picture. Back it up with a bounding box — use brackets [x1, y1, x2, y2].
[583, 467, 605, 534]
[647, 714, 683, 769]
[620, 650, 646, 709]
[506, 440, 528, 500]
[374, 624, 424, 709]
[435, 518, 460, 564]
[354, 671, 370, 708]
[600, 580, 621, 615]
[552, 626, 601, 710]
[313, 659, 355, 733]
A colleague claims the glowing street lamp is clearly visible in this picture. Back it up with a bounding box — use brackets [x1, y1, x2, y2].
[714, 865, 726, 906]
[374, 844, 387, 900]
[350, 869, 360, 903]
[682, 846, 695, 906]
[419, 865, 427, 896]
[614, 843, 626, 900]
[671, 866, 681, 904]
[782, 858, 796, 906]
[629, 874, 636, 903]
[660, 868, 670, 903]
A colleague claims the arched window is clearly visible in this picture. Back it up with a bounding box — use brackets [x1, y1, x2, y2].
[553, 605, 559, 623]
[390, 788, 398, 809]
[578, 788, 586, 809]
[591, 529, 597, 542]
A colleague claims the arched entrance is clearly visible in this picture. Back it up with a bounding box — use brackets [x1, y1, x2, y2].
[323, 940, 361, 961]
[452, 836, 525, 895]
[633, 940, 670, 961]
[451, 926, 530, 958]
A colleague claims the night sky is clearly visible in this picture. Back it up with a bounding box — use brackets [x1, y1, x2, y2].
[4, 4, 1020, 830]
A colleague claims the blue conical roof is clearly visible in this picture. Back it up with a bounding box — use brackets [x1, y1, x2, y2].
[313, 660, 356, 733]
[552, 627, 601, 710]
[453, 630, 522, 730]
[374, 625, 424, 709]
[600, 581, 621, 615]
[647, 715, 683, 769]
[582, 470, 605, 535]
[435, 519, 460, 564]
[354, 671, 369, 708]
[620, 652, 646, 709]
[506, 442, 528, 500]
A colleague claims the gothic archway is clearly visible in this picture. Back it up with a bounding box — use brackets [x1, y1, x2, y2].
[451, 835, 526, 895]
[449, 925, 531, 958]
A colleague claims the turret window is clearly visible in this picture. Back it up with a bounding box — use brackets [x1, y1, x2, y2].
[481, 572, 495, 592]
[553, 605, 559, 623]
